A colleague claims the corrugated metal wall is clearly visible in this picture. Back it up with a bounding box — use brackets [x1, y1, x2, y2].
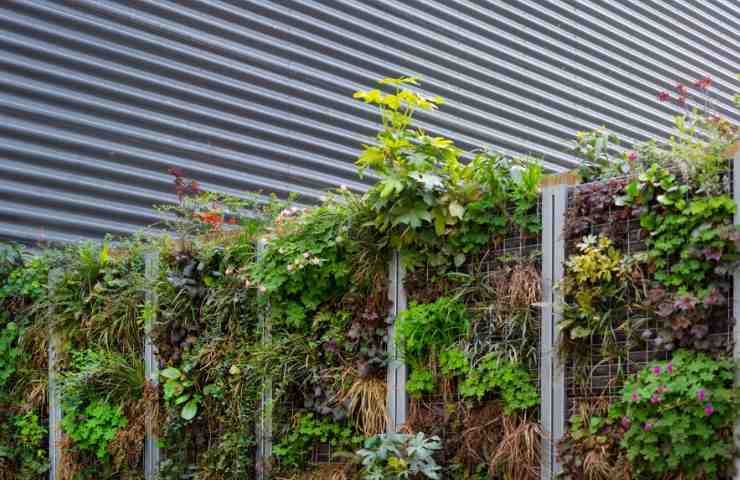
[1, 0, 738, 244]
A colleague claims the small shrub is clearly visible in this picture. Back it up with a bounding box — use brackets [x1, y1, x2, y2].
[357, 432, 442, 480]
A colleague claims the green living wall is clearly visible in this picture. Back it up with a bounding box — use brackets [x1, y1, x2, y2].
[0, 75, 738, 480]
[556, 81, 740, 480]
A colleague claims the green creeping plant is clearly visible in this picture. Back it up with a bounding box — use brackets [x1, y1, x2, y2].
[406, 368, 436, 399]
[61, 400, 127, 460]
[458, 354, 539, 414]
[395, 296, 470, 365]
[273, 412, 360, 470]
[613, 350, 736, 479]
[619, 163, 739, 295]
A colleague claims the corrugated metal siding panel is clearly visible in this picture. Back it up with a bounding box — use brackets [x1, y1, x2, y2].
[0, 0, 738, 244]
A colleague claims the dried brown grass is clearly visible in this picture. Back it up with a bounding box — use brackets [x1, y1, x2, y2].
[343, 375, 388, 436]
[0, 457, 15, 480]
[276, 463, 355, 480]
[109, 399, 146, 475]
[570, 399, 632, 480]
[489, 412, 542, 480]
[58, 434, 83, 480]
[491, 261, 541, 312]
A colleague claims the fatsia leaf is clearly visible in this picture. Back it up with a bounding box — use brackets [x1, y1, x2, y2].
[409, 172, 444, 190]
[394, 207, 432, 228]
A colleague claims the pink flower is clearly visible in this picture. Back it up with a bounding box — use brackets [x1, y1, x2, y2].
[658, 91, 671, 102]
[676, 83, 688, 96]
[621, 416, 631, 429]
[643, 422, 653, 431]
[705, 403, 714, 416]
[666, 363, 673, 374]
[628, 151, 638, 162]
[694, 75, 712, 90]
[697, 388, 706, 401]
[630, 392, 639, 402]
[651, 394, 661, 404]
[653, 366, 662, 375]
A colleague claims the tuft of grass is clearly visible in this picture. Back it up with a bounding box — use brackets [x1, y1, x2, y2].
[343, 375, 387, 436]
[489, 412, 542, 480]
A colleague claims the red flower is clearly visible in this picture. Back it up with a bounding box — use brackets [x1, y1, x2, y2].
[227, 217, 238, 225]
[658, 91, 671, 102]
[168, 166, 185, 178]
[195, 211, 225, 231]
[694, 75, 712, 90]
[675, 83, 688, 96]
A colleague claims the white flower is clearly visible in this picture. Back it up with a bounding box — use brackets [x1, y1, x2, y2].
[303, 252, 310, 258]
[258, 285, 267, 293]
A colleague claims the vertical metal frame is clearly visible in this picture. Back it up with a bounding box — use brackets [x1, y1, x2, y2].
[256, 239, 272, 480]
[541, 185, 567, 480]
[733, 150, 740, 480]
[386, 250, 407, 432]
[144, 251, 160, 479]
[48, 269, 63, 480]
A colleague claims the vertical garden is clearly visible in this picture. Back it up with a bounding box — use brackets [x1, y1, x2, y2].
[0, 75, 738, 480]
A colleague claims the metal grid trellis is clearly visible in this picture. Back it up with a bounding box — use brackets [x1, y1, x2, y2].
[562, 169, 736, 417]
[402, 202, 545, 474]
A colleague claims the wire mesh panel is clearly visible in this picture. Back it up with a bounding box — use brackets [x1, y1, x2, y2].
[402, 203, 544, 478]
[562, 173, 735, 416]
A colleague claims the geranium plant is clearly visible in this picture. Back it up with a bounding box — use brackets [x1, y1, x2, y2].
[614, 350, 737, 479]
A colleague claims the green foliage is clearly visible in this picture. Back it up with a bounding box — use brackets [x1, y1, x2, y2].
[636, 112, 734, 196]
[558, 235, 638, 348]
[273, 412, 361, 470]
[620, 164, 738, 295]
[160, 366, 202, 421]
[0, 248, 48, 304]
[406, 368, 436, 399]
[14, 411, 46, 447]
[62, 400, 128, 460]
[251, 199, 356, 328]
[573, 127, 630, 182]
[0, 320, 22, 388]
[60, 349, 144, 409]
[156, 235, 264, 479]
[0, 411, 49, 479]
[357, 432, 442, 480]
[439, 346, 468, 377]
[355, 77, 542, 268]
[42, 239, 146, 355]
[395, 297, 469, 366]
[613, 350, 736, 479]
[557, 407, 625, 480]
[458, 354, 539, 414]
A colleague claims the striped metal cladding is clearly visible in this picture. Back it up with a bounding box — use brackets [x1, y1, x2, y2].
[0, 0, 738, 244]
